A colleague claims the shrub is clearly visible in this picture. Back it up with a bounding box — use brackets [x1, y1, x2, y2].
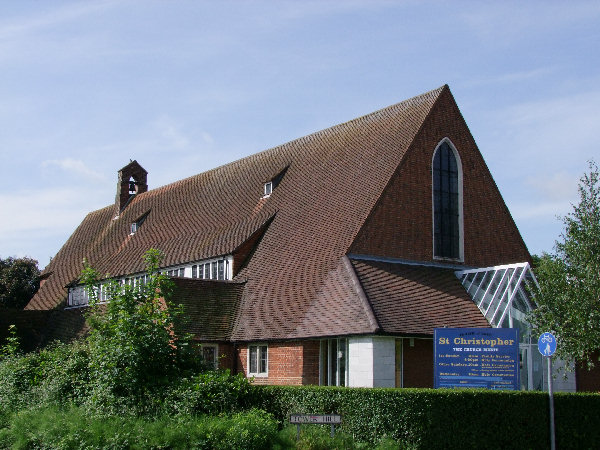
[164, 369, 255, 416]
[256, 385, 600, 449]
[0, 340, 91, 417]
[0, 406, 278, 450]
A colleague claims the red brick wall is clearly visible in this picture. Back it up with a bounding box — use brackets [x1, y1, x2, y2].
[302, 340, 320, 385]
[350, 88, 531, 268]
[216, 342, 235, 371]
[116, 161, 148, 214]
[236, 340, 320, 385]
[403, 338, 433, 388]
[576, 353, 600, 392]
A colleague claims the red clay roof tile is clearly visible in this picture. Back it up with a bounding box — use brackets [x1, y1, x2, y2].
[350, 258, 490, 335]
[28, 86, 472, 341]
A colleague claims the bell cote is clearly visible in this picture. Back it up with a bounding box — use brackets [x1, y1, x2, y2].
[115, 160, 148, 215]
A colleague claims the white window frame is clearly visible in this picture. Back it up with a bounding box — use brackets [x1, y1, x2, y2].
[65, 255, 234, 310]
[247, 344, 268, 377]
[263, 181, 273, 197]
[431, 137, 464, 262]
[168, 256, 234, 280]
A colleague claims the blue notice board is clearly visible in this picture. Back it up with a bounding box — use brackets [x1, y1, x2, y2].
[434, 328, 520, 390]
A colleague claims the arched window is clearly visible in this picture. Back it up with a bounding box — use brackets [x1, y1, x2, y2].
[432, 140, 463, 260]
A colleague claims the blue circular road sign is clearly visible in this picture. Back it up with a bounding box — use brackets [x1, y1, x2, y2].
[538, 332, 557, 357]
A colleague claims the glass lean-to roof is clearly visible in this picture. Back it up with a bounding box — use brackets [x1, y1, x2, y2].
[455, 263, 538, 342]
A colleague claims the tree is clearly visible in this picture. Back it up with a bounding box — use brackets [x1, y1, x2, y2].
[530, 161, 600, 369]
[82, 249, 198, 408]
[0, 257, 40, 309]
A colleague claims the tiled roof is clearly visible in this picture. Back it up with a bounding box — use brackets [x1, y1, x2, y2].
[350, 258, 490, 335]
[29, 86, 460, 340]
[170, 278, 243, 341]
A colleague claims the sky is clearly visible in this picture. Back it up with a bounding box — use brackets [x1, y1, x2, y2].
[1, 1, 599, 270]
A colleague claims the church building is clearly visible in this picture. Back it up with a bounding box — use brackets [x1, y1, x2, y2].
[22, 85, 583, 391]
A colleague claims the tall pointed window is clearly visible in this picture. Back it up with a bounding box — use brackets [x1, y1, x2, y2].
[433, 140, 463, 260]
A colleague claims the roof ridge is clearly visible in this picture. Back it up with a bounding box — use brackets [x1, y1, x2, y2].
[117, 85, 448, 198]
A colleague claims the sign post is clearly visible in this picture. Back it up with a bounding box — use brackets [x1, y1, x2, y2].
[538, 332, 557, 450]
[290, 414, 342, 440]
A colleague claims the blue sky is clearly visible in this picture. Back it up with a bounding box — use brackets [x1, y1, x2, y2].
[1, 1, 599, 269]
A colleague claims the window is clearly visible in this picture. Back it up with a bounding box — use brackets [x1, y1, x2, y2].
[130, 211, 150, 235]
[263, 166, 289, 198]
[201, 344, 218, 369]
[432, 140, 463, 260]
[67, 281, 110, 307]
[264, 181, 273, 196]
[192, 265, 197, 278]
[248, 344, 268, 375]
[320, 338, 347, 386]
[218, 260, 224, 280]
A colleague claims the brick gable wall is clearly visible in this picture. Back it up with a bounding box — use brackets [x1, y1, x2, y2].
[350, 88, 531, 267]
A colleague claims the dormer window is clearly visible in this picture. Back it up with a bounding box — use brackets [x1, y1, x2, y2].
[262, 165, 289, 198]
[264, 181, 273, 197]
[130, 210, 150, 235]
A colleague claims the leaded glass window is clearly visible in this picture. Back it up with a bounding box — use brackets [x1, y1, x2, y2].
[433, 141, 460, 259]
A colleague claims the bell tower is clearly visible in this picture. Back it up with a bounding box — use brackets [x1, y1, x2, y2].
[115, 160, 148, 216]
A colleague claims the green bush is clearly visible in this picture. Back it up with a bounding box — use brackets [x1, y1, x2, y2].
[82, 250, 202, 408]
[164, 369, 254, 416]
[0, 342, 254, 419]
[0, 340, 90, 415]
[255, 385, 600, 449]
[0, 406, 278, 450]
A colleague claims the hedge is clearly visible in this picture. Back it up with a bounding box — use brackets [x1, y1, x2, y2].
[0, 406, 278, 450]
[255, 385, 600, 449]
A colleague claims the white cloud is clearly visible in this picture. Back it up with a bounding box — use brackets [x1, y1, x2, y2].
[153, 115, 190, 150]
[510, 200, 572, 221]
[458, 2, 600, 45]
[42, 158, 106, 182]
[0, 1, 117, 40]
[201, 131, 214, 144]
[466, 68, 554, 88]
[525, 172, 580, 203]
[0, 188, 104, 235]
[481, 89, 600, 178]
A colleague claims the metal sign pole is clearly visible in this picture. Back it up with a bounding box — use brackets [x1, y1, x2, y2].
[538, 332, 557, 450]
[548, 355, 555, 450]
